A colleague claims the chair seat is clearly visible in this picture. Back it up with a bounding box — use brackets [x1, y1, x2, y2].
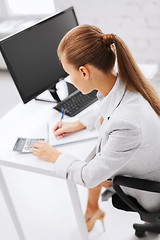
[112, 193, 141, 212]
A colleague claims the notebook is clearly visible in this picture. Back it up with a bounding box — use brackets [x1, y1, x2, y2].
[48, 123, 98, 147]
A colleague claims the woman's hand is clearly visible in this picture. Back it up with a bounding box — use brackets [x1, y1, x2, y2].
[32, 141, 61, 163]
[54, 120, 85, 138]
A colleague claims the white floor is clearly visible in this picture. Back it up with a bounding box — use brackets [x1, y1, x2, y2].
[0, 69, 160, 240]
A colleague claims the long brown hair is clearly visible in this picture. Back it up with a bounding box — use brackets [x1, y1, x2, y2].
[58, 25, 160, 115]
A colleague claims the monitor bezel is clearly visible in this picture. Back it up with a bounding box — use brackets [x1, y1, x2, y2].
[0, 7, 78, 103]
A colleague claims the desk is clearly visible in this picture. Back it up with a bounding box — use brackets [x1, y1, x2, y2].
[0, 99, 97, 240]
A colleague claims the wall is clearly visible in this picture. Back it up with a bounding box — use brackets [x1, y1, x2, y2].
[54, 0, 160, 65]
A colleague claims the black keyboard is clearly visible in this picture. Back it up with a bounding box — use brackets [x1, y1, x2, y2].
[54, 90, 98, 117]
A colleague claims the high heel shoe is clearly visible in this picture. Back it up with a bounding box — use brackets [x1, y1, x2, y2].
[86, 209, 105, 232]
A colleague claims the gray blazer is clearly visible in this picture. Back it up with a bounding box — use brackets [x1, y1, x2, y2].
[55, 76, 160, 212]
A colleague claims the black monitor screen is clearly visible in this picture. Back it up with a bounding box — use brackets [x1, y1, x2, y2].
[0, 7, 78, 103]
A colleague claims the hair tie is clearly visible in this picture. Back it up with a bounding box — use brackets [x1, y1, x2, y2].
[102, 34, 115, 46]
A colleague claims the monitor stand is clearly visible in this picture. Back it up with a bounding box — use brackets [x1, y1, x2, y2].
[35, 81, 76, 103]
[49, 85, 61, 102]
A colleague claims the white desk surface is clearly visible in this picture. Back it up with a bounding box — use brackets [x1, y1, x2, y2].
[0, 99, 97, 176]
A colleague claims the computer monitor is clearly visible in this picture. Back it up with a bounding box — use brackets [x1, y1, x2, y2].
[0, 7, 78, 103]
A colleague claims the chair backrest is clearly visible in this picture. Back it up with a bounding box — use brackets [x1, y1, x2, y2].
[113, 175, 160, 224]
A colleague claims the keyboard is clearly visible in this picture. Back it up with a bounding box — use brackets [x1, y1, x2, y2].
[54, 90, 98, 117]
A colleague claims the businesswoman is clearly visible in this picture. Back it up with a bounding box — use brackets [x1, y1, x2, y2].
[32, 25, 160, 232]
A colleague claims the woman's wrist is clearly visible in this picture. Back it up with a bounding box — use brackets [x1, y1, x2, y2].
[51, 150, 61, 163]
[74, 120, 86, 131]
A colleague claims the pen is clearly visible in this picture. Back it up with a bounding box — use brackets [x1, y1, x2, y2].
[58, 108, 65, 129]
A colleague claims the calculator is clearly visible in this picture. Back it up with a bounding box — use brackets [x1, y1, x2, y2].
[13, 138, 45, 153]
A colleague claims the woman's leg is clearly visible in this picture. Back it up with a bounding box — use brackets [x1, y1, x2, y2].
[85, 185, 102, 221]
[85, 180, 112, 221]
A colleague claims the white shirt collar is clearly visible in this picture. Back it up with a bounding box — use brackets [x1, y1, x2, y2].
[97, 75, 126, 120]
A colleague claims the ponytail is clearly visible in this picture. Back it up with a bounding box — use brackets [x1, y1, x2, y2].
[58, 25, 160, 116]
[104, 34, 160, 116]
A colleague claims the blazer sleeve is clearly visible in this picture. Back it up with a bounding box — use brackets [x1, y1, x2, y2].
[54, 120, 142, 188]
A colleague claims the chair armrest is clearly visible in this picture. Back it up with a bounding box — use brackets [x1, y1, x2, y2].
[113, 176, 160, 223]
[113, 176, 160, 193]
[113, 176, 147, 214]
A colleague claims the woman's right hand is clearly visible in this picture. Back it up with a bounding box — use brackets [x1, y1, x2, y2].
[53, 120, 86, 138]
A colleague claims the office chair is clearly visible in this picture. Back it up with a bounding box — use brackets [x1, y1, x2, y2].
[112, 175, 160, 238]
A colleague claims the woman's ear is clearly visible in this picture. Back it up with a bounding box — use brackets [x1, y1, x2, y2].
[79, 66, 90, 80]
